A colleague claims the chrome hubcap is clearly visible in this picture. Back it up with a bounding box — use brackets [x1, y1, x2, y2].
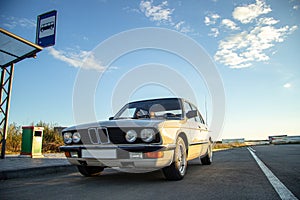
[209, 144, 213, 162]
[177, 143, 186, 175]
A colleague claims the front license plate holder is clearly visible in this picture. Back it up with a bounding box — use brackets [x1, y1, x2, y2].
[82, 149, 117, 159]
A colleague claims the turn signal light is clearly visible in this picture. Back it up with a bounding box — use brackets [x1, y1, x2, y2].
[65, 151, 71, 158]
[144, 151, 164, 158]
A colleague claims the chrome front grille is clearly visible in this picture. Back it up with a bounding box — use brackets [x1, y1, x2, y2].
[87, 127, 110, 144]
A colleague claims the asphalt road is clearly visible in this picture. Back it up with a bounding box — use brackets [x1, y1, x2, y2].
[1, 145, 299, 200]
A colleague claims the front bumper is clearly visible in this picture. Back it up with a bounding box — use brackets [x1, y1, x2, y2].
[60, 144, 176, 169]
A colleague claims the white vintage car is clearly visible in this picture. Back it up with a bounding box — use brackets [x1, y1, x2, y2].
[60, 98, 213, 180]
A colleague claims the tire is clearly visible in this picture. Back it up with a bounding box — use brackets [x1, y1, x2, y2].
[77, 165, 104, 177]
[201, 143, 212, 165]
[162, 137, 187, 181]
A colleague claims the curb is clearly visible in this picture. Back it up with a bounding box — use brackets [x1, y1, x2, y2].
[0, 165, 77, 180]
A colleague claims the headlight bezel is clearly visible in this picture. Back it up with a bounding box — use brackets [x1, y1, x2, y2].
[140, 128, 156, 143]
[125, 129, 138, 143]
[63, 132, 73, 144]
[72, 132, 81, 143]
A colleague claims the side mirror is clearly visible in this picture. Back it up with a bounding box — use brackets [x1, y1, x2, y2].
[109, 117, 114, 120]
[186, 110, 197, 119]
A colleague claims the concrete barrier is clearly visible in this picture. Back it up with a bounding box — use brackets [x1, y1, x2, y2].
[270, 135, 300, 144]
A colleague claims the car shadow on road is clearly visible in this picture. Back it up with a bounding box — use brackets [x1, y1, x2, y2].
[74, 160, 209, 184]
[79, 168, 167, 183]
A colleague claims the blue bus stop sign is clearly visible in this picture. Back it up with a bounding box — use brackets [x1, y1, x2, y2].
[36, 10, 57, 47]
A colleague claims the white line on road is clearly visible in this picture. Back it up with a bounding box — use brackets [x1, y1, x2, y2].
[247, 146, 256, 153]
[247, 148, 298, 200]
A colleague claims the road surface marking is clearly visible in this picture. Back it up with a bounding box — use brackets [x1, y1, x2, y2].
[247, 148, 298, 200]
[247, 146, 256, 153]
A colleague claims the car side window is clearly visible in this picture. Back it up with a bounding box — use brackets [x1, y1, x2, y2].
[183, 101, 191, 114]
[198, 111, 205, 124]
[134, 108, 149, 118]
[190, 104, 201, 122]
[183, 101, 194, 121]
[118, 107, 136, 119]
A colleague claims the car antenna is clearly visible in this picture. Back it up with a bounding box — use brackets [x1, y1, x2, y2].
[205, 95, 208, 125]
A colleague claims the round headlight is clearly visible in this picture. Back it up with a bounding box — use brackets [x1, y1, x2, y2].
[125, 130, 137, 143]
[72, 132, 81, 143]
[63, 132, 73, 144]
[141, 129, 155, 142]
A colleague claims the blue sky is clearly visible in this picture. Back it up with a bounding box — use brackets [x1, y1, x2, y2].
[0, 0, 299, 140]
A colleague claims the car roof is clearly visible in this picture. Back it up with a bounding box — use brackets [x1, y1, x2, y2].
[128, 97, 183, 104]
[129, 97, 197, 106]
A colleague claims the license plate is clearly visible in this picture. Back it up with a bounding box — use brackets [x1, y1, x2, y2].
[82, 149, 116, 159]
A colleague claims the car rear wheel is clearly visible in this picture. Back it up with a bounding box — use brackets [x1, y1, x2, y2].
[162, 137, 187, 181]
[201, 143, 212, 165]
[77, 166, 105, 177]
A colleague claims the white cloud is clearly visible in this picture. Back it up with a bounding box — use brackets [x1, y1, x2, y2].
[232, 0, 271, 24]
[139, 0, 174, 23]
[204, 13, 220, 26]
[123, 6, 140, 14]
[204, 17, 210, 26]
[290, 25, 298, 32]
[257, 17, 279, 25]
[138, 1, 193, 34]
[211, 14, 220, 20]
[2, 16, 35, 29]
[214, 25, 297, 68]
[180, 25, 193, 33]
[174, 21, 193, 33]
[209, 28, 220, 37]
[293, 5, 299, 10]
[283, 83, 291, 88]
[48, 47, 107, 71]
[221, 19, 239, 30]
[174, 21, 185, 30]
[212, 0, 298, 69]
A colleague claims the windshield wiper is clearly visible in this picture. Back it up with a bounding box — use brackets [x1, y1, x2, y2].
[113, 117, 133, 120]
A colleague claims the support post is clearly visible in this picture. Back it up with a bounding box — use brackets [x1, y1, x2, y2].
[0, 64, 15, 159]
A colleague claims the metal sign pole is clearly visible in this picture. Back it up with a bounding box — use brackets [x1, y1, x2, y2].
[0, 64, 14, 159]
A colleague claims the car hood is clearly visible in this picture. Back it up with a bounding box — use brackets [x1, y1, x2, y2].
[63, 119, 165, 132]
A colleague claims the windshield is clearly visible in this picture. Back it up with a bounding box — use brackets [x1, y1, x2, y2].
[114, 98, 183, 120]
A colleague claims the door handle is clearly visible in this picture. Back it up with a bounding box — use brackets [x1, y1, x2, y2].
[198, 125, 207, 130]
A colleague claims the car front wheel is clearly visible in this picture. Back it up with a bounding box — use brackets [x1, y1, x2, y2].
[162, 136, 187, 181]
[77, 166, 105, 177]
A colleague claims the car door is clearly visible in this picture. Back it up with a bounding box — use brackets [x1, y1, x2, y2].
[189, 103, 209, 158]
[194, 106, 209, 156]
[182, 101, 199, 159]
[182, 101, 193, 142]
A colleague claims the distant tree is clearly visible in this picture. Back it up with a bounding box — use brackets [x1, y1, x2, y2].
[35, 121, 64, 153]
[5, 121, 64, 154]
[6, 123, 22, 153]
